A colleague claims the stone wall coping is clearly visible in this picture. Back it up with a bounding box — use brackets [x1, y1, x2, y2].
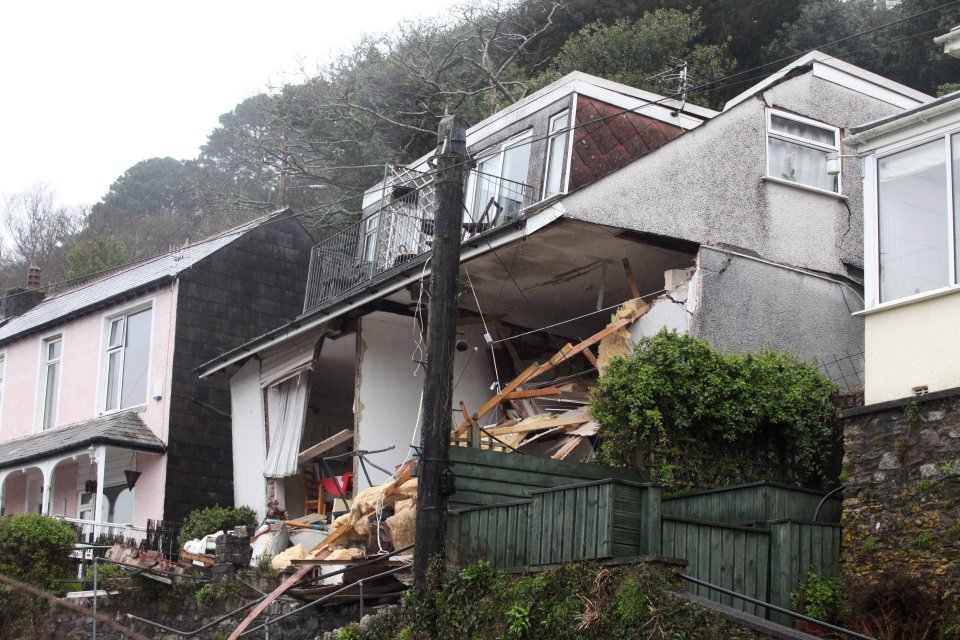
[839, 385, 960, 419]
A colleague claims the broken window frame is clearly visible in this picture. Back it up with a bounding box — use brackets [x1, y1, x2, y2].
[765, 108, 841, 194]
[466, 130, 533, 224]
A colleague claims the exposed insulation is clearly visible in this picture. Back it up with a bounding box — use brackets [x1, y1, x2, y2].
[384, 506, 417, 550]
[597, 299, 649, 374]
[393, 498, 414, 512]
[271, 544, 308, 571]
[351, 485, 387, 518]
[326, 547, 365, 561]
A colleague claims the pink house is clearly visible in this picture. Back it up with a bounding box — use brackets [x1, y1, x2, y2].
[0, 210, 313, 540]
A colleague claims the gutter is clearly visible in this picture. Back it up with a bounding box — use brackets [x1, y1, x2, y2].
[846, 93, 960, 146]
[194, 204, 566, 379]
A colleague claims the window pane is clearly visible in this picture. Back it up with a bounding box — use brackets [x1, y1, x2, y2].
[472, 156, 501, 221]
[954, 133, 960, 284]
[48, 339, 61, 361]
[768, 137, 838, 192]
[106, 350, 121, 411]
[544, 112, 570, 198]
[108, 318, 124, 349]
[499, 142, 531, 218]
[43, 361, 59, 430]
[879, 138, 948, 302]
[770, 114, 835, 146]
[119, 309, 151, 408]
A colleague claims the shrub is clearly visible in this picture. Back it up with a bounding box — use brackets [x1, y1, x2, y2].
[0, 514, 77, 592]
[178, 505, 257, 548]
[591, 330, 838, 489]
[791, 571, 845, 622]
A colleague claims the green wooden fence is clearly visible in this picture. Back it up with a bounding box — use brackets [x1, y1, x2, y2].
[767, 520, 842, 624]
[661, 482, 842, 525]
[447, 446, 644, 510]
[448, 479, 661, 568]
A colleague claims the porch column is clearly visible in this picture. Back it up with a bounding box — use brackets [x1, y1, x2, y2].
[0, 470, 9, 515]
[93, 446, 106, 525]
[40, 459, 54, 515]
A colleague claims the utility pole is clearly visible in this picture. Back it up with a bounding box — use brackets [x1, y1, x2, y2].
[413, 114, 468, 596]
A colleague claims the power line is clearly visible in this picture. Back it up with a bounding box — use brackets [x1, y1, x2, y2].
[8, 1, 956, 305]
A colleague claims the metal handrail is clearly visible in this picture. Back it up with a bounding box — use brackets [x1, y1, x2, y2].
[679, 574, 875, 640]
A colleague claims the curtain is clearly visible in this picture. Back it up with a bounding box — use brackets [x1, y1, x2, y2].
[263, 373, 310, 478]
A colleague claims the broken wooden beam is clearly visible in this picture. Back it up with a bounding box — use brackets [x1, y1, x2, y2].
[504, 387, 560, 400]
[485, 414, 590, 436]
[622, 258, 642, 299]
[297, 429, 353, 466]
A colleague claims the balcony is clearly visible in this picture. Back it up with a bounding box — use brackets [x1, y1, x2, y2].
[303, 166, 536, 313]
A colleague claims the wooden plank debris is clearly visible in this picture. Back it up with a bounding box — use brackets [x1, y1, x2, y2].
[297, 429, 353, 465]
[505, 387, 560, 400]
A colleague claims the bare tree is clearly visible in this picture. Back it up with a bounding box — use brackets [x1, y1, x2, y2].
[3, 183, 82, 284]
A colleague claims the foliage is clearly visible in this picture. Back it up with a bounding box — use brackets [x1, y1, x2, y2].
[177, 505, 257, 548]
[846, 573, 943, 639]
[63, 236, 129, 285]
[791, 570, 845, 622]
[544, 10, 736, 109]
[0, 514, 77, 592]
[2, 183, 82, 285]
[590, 330, 838, 489]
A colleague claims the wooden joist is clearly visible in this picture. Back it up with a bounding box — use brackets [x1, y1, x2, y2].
[485, 414, 590, 436]
[622, 258, 642, 299]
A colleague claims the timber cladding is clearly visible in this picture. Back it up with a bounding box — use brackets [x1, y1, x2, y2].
[163, 217, 315, 522]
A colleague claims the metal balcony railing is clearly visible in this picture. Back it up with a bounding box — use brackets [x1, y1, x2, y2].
[303, 167, 536, 313]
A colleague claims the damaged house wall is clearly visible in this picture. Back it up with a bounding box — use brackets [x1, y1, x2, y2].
[563, 68, 913, 380]
[354, 312, 494, 491]
[231, 358, 266, 520]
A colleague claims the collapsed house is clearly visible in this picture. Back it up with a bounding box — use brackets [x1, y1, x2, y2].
[196, 59, 927, 525]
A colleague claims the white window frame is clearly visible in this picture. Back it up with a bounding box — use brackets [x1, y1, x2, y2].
[542, 109, 572, 199]
[97, 300, 154, 415]
[765, 108, 842, 195]
[466, 130, 534, 222]
[35, 333, 63, 432]
[863, 124, 960, 310]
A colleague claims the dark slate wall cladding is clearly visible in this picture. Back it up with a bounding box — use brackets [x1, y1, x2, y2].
[841, 393, 960, 600]
[569, 95, 684, 190]
[163, 216, 314, 522]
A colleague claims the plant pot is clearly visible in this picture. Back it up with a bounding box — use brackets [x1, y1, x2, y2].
[84, 480, 97, 494]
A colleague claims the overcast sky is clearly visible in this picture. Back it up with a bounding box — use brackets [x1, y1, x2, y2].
[0, 1, 455, 209]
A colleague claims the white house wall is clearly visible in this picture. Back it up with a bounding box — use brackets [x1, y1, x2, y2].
[231, 358, 267, 520]
[355, 313, 494, 491]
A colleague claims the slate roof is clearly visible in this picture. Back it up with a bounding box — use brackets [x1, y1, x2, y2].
[0, 209, 290, 346]
[0, 411, 164, 471]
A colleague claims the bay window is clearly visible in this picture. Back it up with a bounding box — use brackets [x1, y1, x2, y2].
[873, 131, 960, 304]
[767, 109, 840, 193]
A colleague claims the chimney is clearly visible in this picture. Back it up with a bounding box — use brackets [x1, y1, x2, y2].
[5, 265, 46, 318]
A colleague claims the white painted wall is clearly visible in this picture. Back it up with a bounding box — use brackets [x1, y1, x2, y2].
[230, 358, 267, 520]
[864, 291, 960, 404]
[355, 313, 494, 491]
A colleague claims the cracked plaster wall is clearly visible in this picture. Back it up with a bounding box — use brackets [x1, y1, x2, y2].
[563, 73, 905, 276]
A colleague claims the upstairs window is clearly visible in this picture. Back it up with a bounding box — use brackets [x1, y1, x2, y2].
[105, 307, 152, 412]
[767, 109, 840, 193]
[543, 110, 571, 199]
[40, 336, 62, 430]
[469, 132, 532, 223]
[874, 133, 959, 303]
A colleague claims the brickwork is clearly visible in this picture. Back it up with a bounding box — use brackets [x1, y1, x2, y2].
[841, 392, 960, 600]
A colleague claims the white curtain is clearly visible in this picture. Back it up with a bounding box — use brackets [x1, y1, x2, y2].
[263, 373, 310, 478]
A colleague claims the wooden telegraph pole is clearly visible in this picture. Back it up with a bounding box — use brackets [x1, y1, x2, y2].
[413, 114, 468, 594]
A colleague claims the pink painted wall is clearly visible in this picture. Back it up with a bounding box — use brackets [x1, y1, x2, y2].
[51, 462, 78, 517]
[133, 453, 165, 529]
[3, 474, 26, 515]
[0, 285, 178, 443]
